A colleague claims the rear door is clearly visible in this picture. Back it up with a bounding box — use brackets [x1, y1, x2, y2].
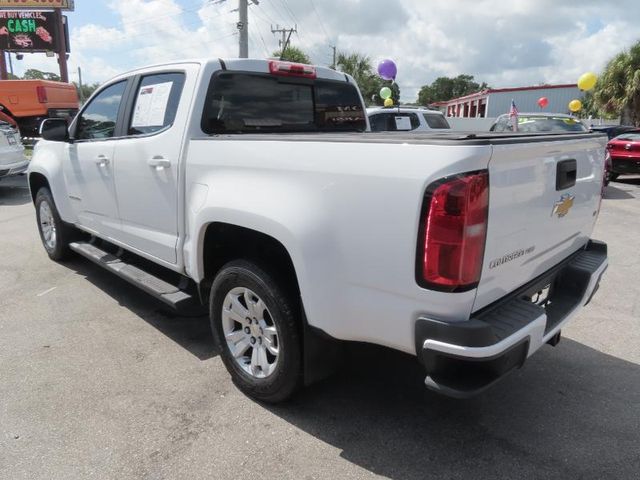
[473, 134, 607, 310]
[111, 68, 194, 264]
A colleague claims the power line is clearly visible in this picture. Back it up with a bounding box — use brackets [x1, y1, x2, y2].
[93, 0, 217, 31]
[308, 0, 330, 40]
[252, 1, 277, 25]
[87, 9, 235, 46]
[279, 0, 300, 25]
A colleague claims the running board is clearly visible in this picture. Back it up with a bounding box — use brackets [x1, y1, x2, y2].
[69, 241, 203, 314]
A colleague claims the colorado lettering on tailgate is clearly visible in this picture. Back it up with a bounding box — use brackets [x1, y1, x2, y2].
[489, 246, 536, 269]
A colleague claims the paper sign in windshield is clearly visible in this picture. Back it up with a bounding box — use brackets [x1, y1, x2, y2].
[131, 82, 173, 128]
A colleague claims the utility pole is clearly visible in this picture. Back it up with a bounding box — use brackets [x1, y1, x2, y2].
[236, 0, 259, 58]
[238, 0, 248, 58]
[0, 51, 7, 81]
[330, 45, 336, 69]
[54, 9, 69, 82]
[270, 24, 297, 56]
[77, 66, 84, 104]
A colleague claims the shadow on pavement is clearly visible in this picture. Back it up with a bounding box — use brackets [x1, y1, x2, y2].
[267, 340, 640, 480]
[0, 175, 31, 206]
[603, 184, 635, 200]
[614, 176, 640, 186]
[62, 256, 217, 361]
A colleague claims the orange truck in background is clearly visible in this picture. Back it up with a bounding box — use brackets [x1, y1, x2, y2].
[0, 80, 79, 137]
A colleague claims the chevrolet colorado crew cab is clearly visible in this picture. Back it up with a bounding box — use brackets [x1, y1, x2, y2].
[28, 58, 608, 402]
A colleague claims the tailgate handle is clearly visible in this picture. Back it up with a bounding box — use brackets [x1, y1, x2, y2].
[556, 159, 577, 191]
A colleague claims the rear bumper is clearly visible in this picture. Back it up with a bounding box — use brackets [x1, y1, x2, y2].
[0, 156, 29, 178]
[416, 240, 608, 398]
[611, 156, 640, 174]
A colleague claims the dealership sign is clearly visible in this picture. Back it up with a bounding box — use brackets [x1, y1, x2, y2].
[0, 11, 57, 51]
[0, 0, 74, 10]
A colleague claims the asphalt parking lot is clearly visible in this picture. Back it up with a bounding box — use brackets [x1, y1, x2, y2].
[1, 174, 639, 480]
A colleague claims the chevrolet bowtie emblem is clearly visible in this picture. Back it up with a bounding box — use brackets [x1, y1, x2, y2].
[552, 194, 575, 218]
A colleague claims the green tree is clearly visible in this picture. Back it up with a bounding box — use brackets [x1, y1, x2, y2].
[272, 46, 311, 64]
[336, 52, 400, 106]
[73, 81, 100, 104]
[22, 68, 61, 81]
[417, 74, 488, 106]
[594, 41, 640, 125]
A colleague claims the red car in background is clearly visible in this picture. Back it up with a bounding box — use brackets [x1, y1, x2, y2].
[606, 131, 640, 182]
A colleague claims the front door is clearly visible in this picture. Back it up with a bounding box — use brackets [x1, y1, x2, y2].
[111, 71, 188, 264]
[63, 80, 128, 238]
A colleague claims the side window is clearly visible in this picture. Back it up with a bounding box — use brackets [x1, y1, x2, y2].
[76, 81, 127, 140]
[129, 72, 185, 136]
[423, 113, 450, 129]
[409, 113, 420, 130]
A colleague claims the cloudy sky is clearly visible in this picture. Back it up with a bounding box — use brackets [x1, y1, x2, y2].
[10, 0, 640, 101]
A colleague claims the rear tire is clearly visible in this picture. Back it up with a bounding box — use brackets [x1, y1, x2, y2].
[608, 172, 619, 182]
[210, 259, 302, 403]
[35, 187, 76, 261]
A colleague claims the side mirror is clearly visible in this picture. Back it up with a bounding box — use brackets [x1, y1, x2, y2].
[40, 118, 70, 142]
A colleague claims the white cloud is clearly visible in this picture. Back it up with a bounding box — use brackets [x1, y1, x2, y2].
[10, 0, 640, 102]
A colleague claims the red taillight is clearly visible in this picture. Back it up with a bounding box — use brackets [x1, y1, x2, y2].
[268, 60, 317, 79]
[36, 86, 48, 103]
[417, 171, 489, 292]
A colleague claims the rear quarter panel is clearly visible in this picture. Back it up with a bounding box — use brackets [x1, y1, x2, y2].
[184, 138, 492, 353]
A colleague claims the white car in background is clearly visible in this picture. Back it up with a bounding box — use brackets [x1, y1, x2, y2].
[490, 113, 589, 133]
[0, 121, 27, 181]
[367, 106, 451, 132]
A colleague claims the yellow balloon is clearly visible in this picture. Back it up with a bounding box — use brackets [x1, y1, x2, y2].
[384, 98, 394, 107]
[568, 99, 582, 112]
[577, 72, 597, 91]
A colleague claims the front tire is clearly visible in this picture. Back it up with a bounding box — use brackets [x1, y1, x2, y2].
[35, 187, 75, 261]
[210, 260, 302, 403]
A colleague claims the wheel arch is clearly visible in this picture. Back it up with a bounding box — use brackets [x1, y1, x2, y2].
[200, 222, 301, 300]
[200, 221, 341, 387]
[28, 172, 50, 203]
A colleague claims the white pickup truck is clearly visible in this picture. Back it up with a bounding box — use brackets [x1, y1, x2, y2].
[28, 58, 608, 402]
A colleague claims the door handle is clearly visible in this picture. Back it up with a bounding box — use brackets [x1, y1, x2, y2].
[147, 156, 171, 170]
[94, 155, 109, 167]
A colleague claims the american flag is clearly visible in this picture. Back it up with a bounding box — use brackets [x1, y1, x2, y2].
[509, 99, 519, 132]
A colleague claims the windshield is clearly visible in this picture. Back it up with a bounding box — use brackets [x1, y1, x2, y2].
[202, 72, 366, 134]
[516, 116, 587, 133]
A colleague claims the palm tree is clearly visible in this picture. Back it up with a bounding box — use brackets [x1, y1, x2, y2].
[272, 46, 311, 64]
[594, 41, 640, 126]
[336, 52, 400, 106]
[336, 52, 374, 88]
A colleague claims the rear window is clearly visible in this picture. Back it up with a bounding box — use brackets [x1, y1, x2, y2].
[423, 113, 450, 129]
[369, 112, 420, 132]
[614, 133, 640, 141]
[201, 72, 366, 134]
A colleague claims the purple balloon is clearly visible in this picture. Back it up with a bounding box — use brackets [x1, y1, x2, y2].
[377, 59, 397, 81]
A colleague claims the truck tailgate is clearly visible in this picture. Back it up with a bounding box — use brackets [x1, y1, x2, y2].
[473, 134, 607, 311]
